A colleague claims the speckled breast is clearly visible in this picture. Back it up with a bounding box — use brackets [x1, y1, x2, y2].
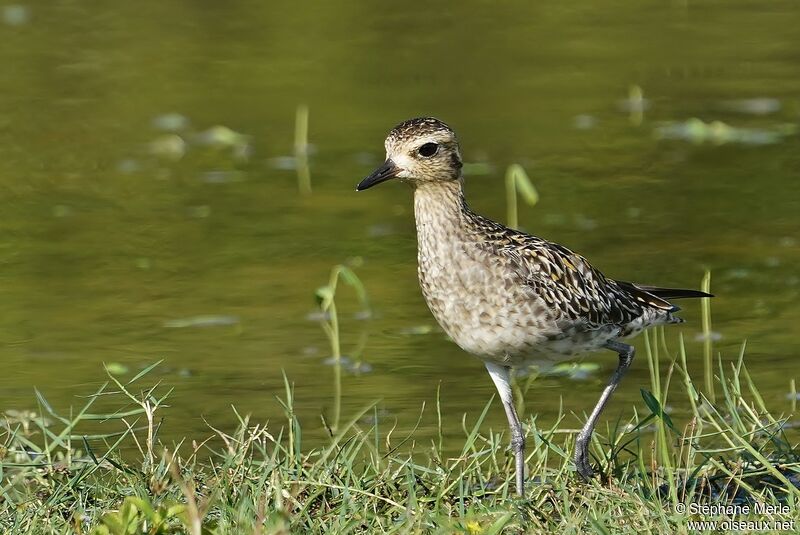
[416, 227, 561, 361]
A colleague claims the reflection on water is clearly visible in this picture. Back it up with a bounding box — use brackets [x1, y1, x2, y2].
[1, 1, 799, 452]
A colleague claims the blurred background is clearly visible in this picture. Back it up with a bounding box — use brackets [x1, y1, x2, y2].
[0, 1, 798, 452]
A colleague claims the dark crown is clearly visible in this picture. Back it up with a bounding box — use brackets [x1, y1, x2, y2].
[387, 117, 455, 143]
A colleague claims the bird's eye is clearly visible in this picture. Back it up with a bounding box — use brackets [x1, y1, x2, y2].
[418, 142, 439, 157]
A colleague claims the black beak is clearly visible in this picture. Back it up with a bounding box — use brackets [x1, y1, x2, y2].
[356, 159, 400, 191]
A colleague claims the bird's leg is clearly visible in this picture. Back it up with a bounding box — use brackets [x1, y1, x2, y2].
[485, 362, 525, 496]
[574, 340, 635, 480]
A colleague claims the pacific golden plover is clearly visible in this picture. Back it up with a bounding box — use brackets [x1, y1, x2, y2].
[357, 117, 712, 496]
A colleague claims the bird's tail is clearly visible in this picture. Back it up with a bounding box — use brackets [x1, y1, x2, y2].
[635, 285, 714, 300]
[615, 280, 714, 313]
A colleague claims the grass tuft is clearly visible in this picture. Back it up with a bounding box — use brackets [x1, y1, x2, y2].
[1, 334, 798, 533]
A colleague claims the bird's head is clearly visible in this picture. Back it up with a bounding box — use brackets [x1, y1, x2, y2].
[357, 117, 463, 191]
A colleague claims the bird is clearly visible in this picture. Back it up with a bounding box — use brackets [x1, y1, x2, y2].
[356, 117, 712, 496]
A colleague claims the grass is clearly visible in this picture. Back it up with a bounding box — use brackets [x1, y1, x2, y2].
[0, 331, 798, 534]
[700, 269, 715, 403]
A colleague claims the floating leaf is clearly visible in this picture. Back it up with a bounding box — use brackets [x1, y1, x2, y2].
[719, 98, 780, 115]
[196, 125, 248, 148]
[116, 159, 140, 174]
[654, 118, 794, 146]
[694, 331, 722, 342]
[462, 162, 493, 176]
[2, 5, 29, 26]
[152, 112, 189, 131]
[163, 315, 239, 328]
[200, 170, 244, 184]
[105, 362, 129, 376]
[322, 356, 373, 375]
[268, 156, 297, 170]
[399, 325, 435, 336]
[148, 134, 186, 160]
[616, 85, 650, 112]
[305, 310, 330, 322]
[572, 114, 597, 130]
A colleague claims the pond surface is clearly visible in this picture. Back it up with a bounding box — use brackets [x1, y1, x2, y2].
[1, 1, 799, 453]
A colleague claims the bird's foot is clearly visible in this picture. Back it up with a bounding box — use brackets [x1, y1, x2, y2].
[575, 450, 594, 481]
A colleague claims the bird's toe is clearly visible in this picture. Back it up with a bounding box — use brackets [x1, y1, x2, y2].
[575, 455, 594, 481]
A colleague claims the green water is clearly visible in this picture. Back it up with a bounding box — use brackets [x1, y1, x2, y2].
[1, 1, 799, 452]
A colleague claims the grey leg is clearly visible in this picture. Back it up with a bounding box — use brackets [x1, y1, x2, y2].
[574, 340, 635, 480]
[485, 362, 525, 496]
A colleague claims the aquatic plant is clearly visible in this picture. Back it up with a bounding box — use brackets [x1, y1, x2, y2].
[314, 264, 370, 432]
[654, 118, 796, 145]
[504, 164, 538, 230]
[295, 104, 312, 195]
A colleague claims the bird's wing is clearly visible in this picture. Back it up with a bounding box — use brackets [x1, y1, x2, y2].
[470, 217, 652, 327]
[463, 211, 686, 329]
[507, 237, 647, 326]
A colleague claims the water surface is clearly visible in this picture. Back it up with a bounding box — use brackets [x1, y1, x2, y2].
[1, 1, 799, 452]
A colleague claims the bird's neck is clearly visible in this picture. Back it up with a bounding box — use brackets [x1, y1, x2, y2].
[413, 179, 467, 226]
[412, 179, 472, 250]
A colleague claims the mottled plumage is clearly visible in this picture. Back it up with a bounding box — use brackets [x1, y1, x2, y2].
[357, 116, 712, 495]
